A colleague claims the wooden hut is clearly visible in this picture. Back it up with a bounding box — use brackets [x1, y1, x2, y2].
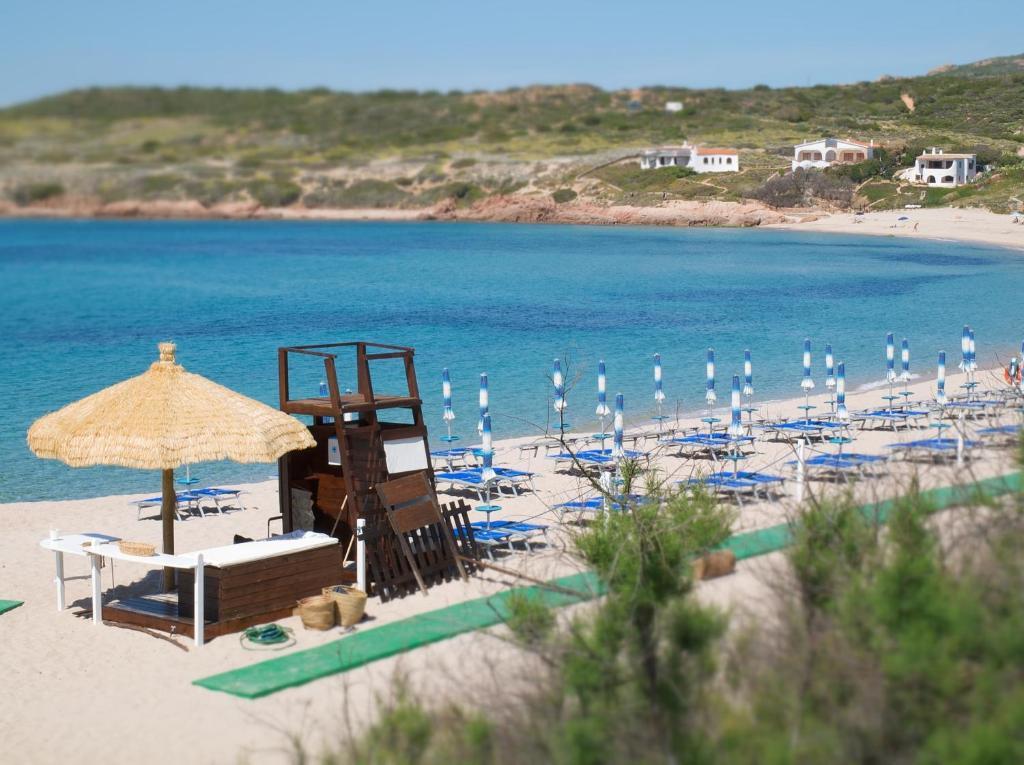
[276, 342, 440, 586]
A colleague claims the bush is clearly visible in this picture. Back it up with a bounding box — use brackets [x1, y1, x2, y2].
[450, 157, 477, 169]
[749, 168, 856, 208]
[11, 182, 65, 205]
[413, 181, 483, 207]
[303, 179, 408, 208]
[552, 188, 577, 203]
[247, 177, 301, 207]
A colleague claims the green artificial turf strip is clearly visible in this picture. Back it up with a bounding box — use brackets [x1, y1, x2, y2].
[194, 571, 603, 699]
[195, 472, 1020, 699]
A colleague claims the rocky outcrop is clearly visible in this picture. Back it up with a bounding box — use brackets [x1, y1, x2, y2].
[2, 193, 793, 228]
[423, 195, 793, 227]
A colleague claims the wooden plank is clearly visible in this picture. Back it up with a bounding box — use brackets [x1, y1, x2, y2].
[376, 472, 431, 507]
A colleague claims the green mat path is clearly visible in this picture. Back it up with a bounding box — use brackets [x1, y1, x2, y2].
[195, 472, 1020, 699]
[0, 600, 24, 616]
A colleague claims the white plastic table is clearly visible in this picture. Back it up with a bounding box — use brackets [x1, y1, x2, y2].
[39, 534, 208, 647]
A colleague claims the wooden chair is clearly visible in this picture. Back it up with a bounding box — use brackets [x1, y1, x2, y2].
[375, 472, 468, 595]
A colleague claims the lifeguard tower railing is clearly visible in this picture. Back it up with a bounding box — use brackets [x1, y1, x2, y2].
[278, 341, 422, 420]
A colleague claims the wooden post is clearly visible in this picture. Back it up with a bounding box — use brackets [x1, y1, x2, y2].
[161, 468, 176, 591]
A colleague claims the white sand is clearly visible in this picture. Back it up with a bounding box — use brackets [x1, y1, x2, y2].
[1, 363, 1021, 763]
[770, 207, 1024, 252]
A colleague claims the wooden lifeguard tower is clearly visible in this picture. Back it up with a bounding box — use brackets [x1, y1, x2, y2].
[276, 342, 437, 581]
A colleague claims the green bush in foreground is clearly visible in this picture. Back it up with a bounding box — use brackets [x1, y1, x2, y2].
[314, 467, 1024, 765]
[551, 188, 577, 203]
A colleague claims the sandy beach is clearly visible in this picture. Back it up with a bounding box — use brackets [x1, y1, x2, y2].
[1, 361, 1021, 764]
[772, 206, 1024, 253]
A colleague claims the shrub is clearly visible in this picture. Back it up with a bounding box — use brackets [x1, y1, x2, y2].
[749, 168, 856, 208]
[303, 179, 408, 208]
[552, 188, 577, 203]
[247, 177, 301, 207]
[11, 182, 64, 205]
[450, 157, 477, 169]
[413, 181, 483, 206]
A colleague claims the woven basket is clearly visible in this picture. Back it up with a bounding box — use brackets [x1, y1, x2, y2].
[297, 595, 335, 630]
[322, 585, 367, 627]
[117, 540, 155, 556]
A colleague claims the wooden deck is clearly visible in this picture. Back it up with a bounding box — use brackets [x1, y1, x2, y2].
[103, 594, 298, 642]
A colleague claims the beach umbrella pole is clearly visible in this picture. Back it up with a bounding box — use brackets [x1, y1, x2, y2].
[161, 468, 175, 591]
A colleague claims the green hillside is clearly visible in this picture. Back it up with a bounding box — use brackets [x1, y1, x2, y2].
[928, 52, 1024, 78]
[1, 56, 1022, 214]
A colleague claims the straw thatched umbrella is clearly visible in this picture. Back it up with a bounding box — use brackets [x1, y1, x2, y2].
[28, 342, 316, 588]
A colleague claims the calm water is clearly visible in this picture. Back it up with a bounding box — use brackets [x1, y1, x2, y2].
[1, 219, 1021, 502]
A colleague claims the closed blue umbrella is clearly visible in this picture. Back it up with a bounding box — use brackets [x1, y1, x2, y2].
[968, 328, 976, 373]
[441, 368, 456, 442]
[836, 362, 848, 421]
[743, 350, 753, 397]
[478, 373, 489, 434]
[653, 354, 665, 403]
[552, 359, 566, 413]
[960, 325, 970, 371]
[936, 351, 946, 406]
[480, 412, 495, 483]
[596, 360, 610, 417]
[801, 339, 814, 391]
[885, 332, 896, 382]
[728, 374, 743, 437]
[900, 339, 910, 382]
[613, 393, 624, 459]
[442, 368, 455, 422]
[705, 348, 716, 405]
[825, 344, 835, 390]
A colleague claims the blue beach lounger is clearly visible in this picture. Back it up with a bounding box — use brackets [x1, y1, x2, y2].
[469, 520, 549, 550]
[192, 487, 245, 512]
[886, 437, 980, 459]
[434, 470, 497, 501]
[450, 526, 515, 560]
[547, 452, 615, 472]
[462, 466, 537, 495]
[132, 491, 202, 521]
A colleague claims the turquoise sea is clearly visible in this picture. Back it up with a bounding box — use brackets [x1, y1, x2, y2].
[1, 219, 1021, 502]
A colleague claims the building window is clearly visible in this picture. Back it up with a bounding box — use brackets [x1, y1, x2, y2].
[703, 157, 709, 164]
[726, 157, 733, 164]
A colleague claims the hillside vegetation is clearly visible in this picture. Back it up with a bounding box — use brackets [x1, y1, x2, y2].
[1, 55, 1023, 214]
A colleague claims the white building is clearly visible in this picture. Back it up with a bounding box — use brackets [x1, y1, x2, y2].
[664, 101, 683, 113]
[907, 148, 977, 187]
[792, 137, 874, 171]
[639, 144, 739, 173]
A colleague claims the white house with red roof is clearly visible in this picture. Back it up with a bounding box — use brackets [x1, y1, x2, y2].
[639, 144, 739, 173]
[792, 137, 874, 171]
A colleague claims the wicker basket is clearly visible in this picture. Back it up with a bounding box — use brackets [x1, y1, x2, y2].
[297, 595, 336, 630]
[117, 540, 155, 557]
[322, 585, 367, 627]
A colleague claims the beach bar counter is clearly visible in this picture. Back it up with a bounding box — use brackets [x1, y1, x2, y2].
[41, 532, 341, 646]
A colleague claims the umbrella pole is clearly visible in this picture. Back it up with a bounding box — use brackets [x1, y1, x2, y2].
[161, 468, 176, 591]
